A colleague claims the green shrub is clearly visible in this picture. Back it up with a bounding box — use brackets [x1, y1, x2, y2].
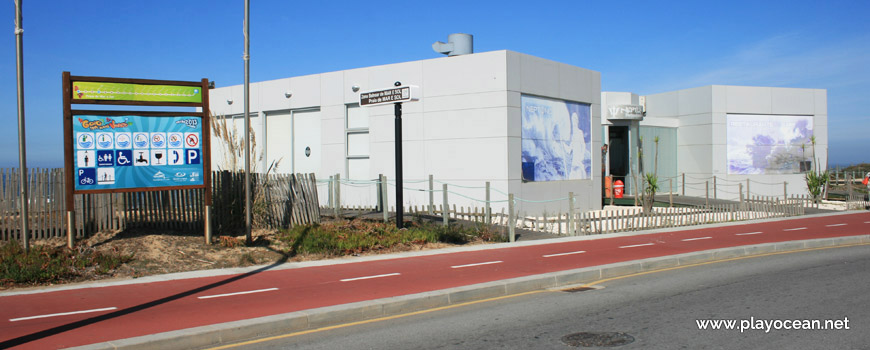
[277, 219, 505, 256]
[1, 240, 133, 286]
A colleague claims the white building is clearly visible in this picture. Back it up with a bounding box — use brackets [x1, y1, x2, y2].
[208, 49, 826, 216]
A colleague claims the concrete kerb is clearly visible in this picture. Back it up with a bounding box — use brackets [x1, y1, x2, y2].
[68, 234, 870, 350]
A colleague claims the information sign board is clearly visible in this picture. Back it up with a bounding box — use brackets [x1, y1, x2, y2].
[72, 114, 204, 192]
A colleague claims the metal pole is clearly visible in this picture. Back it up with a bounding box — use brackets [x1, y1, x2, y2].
[485, 181, 491, 225]
[428, 174, 434, 215]
[681, 173, 685, 196]
[568, 192, 575, 236]
[381, 174, 388, 223]
[508, 194, 515, 242]
[713, 175, 717, 199]
[394, 102, 404, 229]
[442, 184, 448, 227]
[243, 0, 252, 244]
[14, 0, 29, 251]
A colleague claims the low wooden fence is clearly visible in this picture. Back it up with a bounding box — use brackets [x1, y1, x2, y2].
[1, 169, 320, 241]
[354, 196, 807, 237]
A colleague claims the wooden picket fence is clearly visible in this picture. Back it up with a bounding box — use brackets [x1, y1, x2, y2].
[1, 168, 320, 241]
[379, 196, 807, 237]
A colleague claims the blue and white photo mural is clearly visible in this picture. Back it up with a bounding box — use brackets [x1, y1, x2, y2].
[726, 114, 814, 175]
[521, 95, 592, 181]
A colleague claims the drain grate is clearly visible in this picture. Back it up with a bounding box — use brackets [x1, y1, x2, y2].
[561, 332, 635, 347]
[562, 286, 596, 293]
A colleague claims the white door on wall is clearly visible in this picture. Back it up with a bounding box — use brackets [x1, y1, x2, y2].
[293, 110, 321, 174]
[265, 112, 293, 174]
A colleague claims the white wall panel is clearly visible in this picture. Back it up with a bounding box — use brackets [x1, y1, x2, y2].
[320, 71, 343, 107]
[343, 68, 370, 105]
[677, 124, 713, 146]
[814, 89, 827, 116]
[265, 112, 293, 174]
[726, 86, 771, 114]
[519, 54, 560, 98]
[422, 50, 507, 97]
[771, 88, 815, 115]
[423, 107, 510, 140]
[678, 86, 712, 116]
[288, 74, 321, 110]
[258, 78, 292, 112]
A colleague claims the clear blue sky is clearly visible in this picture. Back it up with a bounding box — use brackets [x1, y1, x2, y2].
[1, 0, 867, 168]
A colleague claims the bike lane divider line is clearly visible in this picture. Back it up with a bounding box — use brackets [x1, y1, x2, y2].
[542, 251, 586, 258]
[340, 273, 401, 282]
[736, 231, 762, 236]
[618, 243, 655, 249]
[198, 288, 279, 300]
[9, 307, 118, 322]
[681, 237, 712, 242]
[451, 261, 503, 269]
[825, 223, 847, 227]
[783, 227, 807, 231]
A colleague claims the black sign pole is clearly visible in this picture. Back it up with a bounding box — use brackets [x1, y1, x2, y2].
[395, 101, 404, 229]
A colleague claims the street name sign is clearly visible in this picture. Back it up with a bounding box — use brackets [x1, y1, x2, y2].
[359, 85, 420, 106]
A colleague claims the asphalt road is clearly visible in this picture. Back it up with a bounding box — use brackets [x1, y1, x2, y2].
[231, 244, 870, 350]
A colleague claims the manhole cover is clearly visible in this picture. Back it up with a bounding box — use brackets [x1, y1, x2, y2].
[561, 332, 635, 347]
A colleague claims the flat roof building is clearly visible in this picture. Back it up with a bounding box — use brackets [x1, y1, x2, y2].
[208, 49, 826, 217]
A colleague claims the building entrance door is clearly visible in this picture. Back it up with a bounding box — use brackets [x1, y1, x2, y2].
[608, 126, 629, 187]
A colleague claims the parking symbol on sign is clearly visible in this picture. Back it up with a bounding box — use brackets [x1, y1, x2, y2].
[186, 149, 200, 164]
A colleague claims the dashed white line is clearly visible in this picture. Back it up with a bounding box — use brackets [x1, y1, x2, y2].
[825, 223, 847, 227]
[784, 227, 807, 231]
[681, 237, 712, 242]
[10, 307, 117, 322]
[198, 288, 279, 300]
[542, 251, 586, 258]
[340, 273, 401, 282]
[619, 243, 655, 249]
[451, 261, 503, 269]
[865, 221, 870, 224]
[736, 232, 762, 236]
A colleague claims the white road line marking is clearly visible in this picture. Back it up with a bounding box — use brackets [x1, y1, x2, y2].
[619, 243, 654, 249]
[340, 273, 401, 282]
[451, 261, 503, 269]
[784, 227, 807, 231]
[198, 288, 279, 300]
[542, 251, 586, 258]
[825, 223, 847, 227]
[10, 307, 117, 322]
[865, 221, 870, 224]
[681, 237, 712, 242]
[736, 232, 762, 236]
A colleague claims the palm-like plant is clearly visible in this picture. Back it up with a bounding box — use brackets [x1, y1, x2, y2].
[804, 136, 828, 203]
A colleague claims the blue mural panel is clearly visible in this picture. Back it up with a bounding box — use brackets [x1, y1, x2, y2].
[726, 114, 814, 175]
[521, 95, 592, 181]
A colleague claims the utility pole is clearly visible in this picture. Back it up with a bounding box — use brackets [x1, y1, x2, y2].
[243, 0, 252, 244]
[15, 0, 29, 252]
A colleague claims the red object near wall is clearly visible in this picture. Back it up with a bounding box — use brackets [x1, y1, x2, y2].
[614, 180, 624, 198]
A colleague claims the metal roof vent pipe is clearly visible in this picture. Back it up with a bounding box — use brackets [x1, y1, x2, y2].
[432, 33, 473, 57]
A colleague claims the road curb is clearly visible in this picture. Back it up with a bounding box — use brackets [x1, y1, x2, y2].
[69, 234, 870, 350]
